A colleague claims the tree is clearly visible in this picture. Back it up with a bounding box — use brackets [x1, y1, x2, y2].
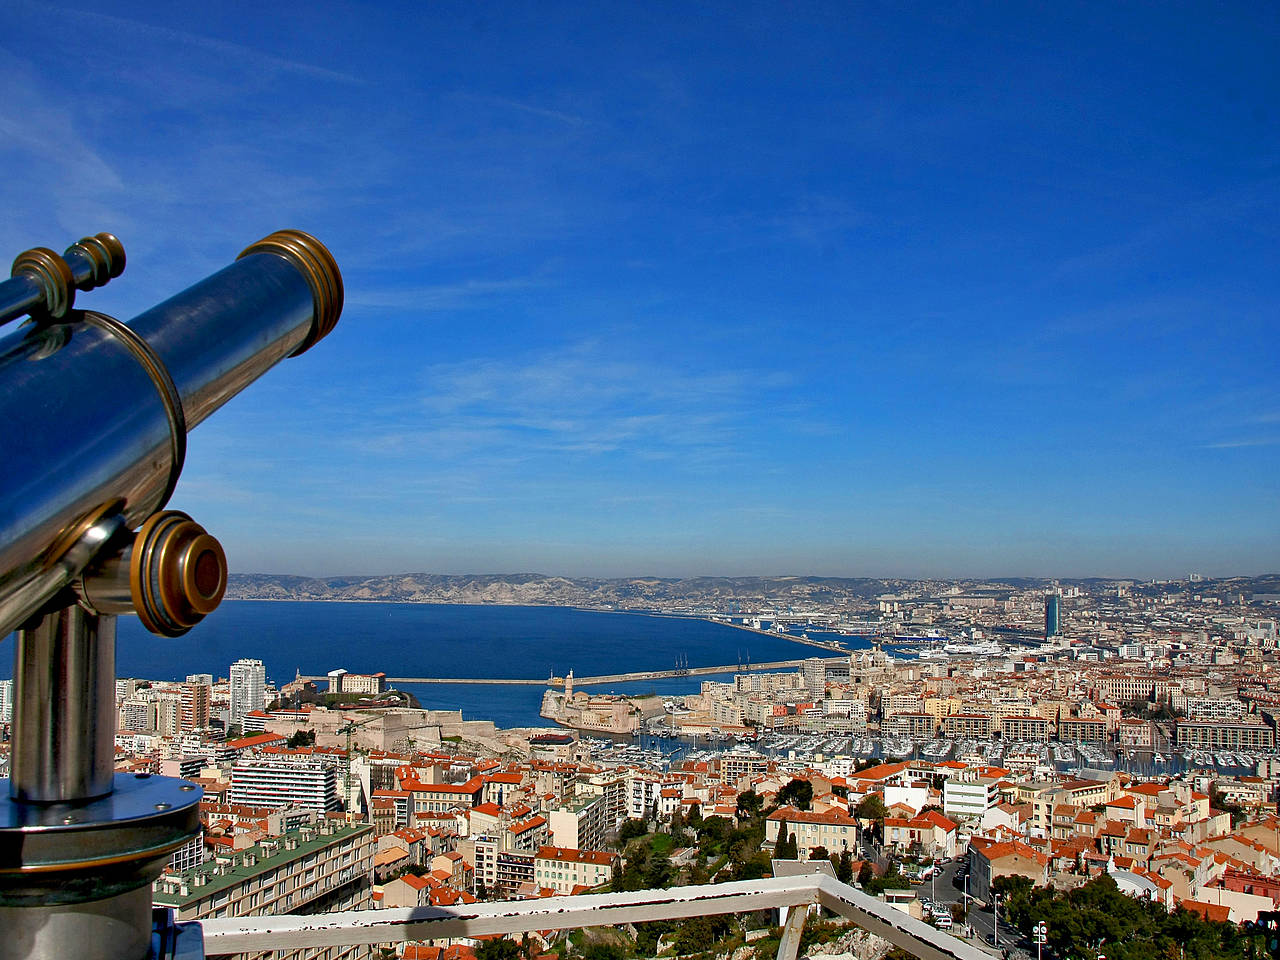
[855, 859, 872, 886]
[672, 914, 731, 955]
[617, 819, 648, 844]
[581, 945, 625, 960]
[864, 864, 912, 895]
[853, 793, 888, 821]
[809, 845, 829, 861]
[644, 852, 674, 889]
[773, 818, 790, 856]
[777, 778, 815, 811]
[737, 790, 763, 821]
[476, 939, 521, 960]
[286, 728, 315, 748]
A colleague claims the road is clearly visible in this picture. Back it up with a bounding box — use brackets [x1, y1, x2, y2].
[913, 861, 1029, 958]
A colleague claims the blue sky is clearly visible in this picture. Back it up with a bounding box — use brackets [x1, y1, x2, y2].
[2, 1, 1276, 579]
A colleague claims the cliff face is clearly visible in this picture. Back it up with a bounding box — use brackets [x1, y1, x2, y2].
[226, 572, 1280, 608]
[224, 573, 918, 607]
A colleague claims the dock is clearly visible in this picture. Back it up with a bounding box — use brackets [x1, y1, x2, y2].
[302, 656, 847, 688]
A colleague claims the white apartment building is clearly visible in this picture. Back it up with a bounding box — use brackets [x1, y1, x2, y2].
[0, 678, 12, 723]
[229, 658, 266, 727]
[720, 749, 769, 785]
[548, 795, 607, 851]
[155, 693, 181, 736]
[230, 759, 340, 812]
[120, 697, 155, 732]
[943, 777, 998, 821]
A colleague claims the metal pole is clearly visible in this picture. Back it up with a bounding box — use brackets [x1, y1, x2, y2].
[10, 606, 116, 802]
[994, 894, 999, 948]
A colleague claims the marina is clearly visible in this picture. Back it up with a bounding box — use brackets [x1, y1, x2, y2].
[581, 726, 1280, 781]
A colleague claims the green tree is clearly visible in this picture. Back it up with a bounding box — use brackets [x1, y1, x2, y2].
[286, 728, 315, 748]
[581, 944, 625, 960]
[644, 851, 674, 889]
[672, 914, 731, 955]
[855, 859, 873, 886]
[837, 850, 854, 884]
[736, 790, 763, 821]
[617, 819, 648, 844]
[476, 939, 522, 960]
[777, 778, 815, 811]
[864, 864, 911, 895]
[853, 793, 887, 821]
[809, 845, 829, 861]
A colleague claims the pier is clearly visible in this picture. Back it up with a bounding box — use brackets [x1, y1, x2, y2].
[302, 656, 846, 688]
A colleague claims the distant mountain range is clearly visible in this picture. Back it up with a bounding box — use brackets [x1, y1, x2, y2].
[224, 572, 1280, 607]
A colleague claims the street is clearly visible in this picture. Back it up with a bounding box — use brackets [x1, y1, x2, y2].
[911, 860, 1030, 959]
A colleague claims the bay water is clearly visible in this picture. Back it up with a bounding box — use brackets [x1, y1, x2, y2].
[2, 601, 858, 729]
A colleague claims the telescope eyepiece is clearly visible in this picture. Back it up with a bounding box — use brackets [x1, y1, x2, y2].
[131, 511, 228, 637]
[75, 511, 227, 637]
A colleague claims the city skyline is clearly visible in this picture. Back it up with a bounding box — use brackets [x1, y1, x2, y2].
[2, 2, 1277, 579]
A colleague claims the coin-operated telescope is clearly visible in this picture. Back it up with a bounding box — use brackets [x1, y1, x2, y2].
[0, 231, 343, 960]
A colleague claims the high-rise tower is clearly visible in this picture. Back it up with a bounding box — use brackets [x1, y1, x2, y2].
[180, 680, 211, 733]
[1045, 594, 1061, 638]
[229, 658, 266, 727]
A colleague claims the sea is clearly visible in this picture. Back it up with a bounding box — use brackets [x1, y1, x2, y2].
[1, 601, 863, 729]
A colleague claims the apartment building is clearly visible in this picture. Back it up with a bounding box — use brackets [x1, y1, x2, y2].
[153, 822, 375, 960]
[1000, 715, 1049, 741]
[884, 713, 936, 739]
[1176, 720, 1275, 751]
[944, 714, 995, 739]
[765, 806, 858, 858]
[230, 758, 340, 812]
[1058, 717, 1108, 743]
[180, 681, 211, 733]
[720, 750, 769, 785]
[943, 777, 997, 822]
[534, 846, 617, 894]
[549, 795, 607, 851]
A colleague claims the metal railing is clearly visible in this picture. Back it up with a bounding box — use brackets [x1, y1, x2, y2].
[199, 874, 990, 960]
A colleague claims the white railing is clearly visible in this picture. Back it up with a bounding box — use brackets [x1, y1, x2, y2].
[199, 874, 990, 960]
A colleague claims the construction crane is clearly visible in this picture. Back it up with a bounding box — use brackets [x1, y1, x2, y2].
[337, 714, 379, 820]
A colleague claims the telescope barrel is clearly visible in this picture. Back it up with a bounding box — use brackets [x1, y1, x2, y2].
[0, 230, 342, 637]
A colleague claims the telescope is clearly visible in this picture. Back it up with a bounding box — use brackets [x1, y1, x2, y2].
[0, 230, 343, 959]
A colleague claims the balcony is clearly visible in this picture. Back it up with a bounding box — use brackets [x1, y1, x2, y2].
[195, 875, 990, 960]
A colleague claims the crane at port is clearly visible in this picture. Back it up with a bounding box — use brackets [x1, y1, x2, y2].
[338, 714, 379, 819]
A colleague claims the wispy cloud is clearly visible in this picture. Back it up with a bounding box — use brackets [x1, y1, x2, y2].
[347, 277, 545, 311]
[1203, 438, 1280, 449]
[454, 93, 591, 128]
[33, 3, 364, 85]
[350, 340, 802, 466]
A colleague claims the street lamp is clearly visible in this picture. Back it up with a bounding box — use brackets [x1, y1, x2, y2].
[993, 893, 1002, 949]
[1034, 920, 1047, 960]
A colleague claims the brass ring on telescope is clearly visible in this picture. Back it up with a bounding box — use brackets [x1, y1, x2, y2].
[66, 233, 126, 290]
[237, 229, 343, 356]
[129, 511, 227, 637]
[79, 311, 187, 514]
[12, 247, 74, 319]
